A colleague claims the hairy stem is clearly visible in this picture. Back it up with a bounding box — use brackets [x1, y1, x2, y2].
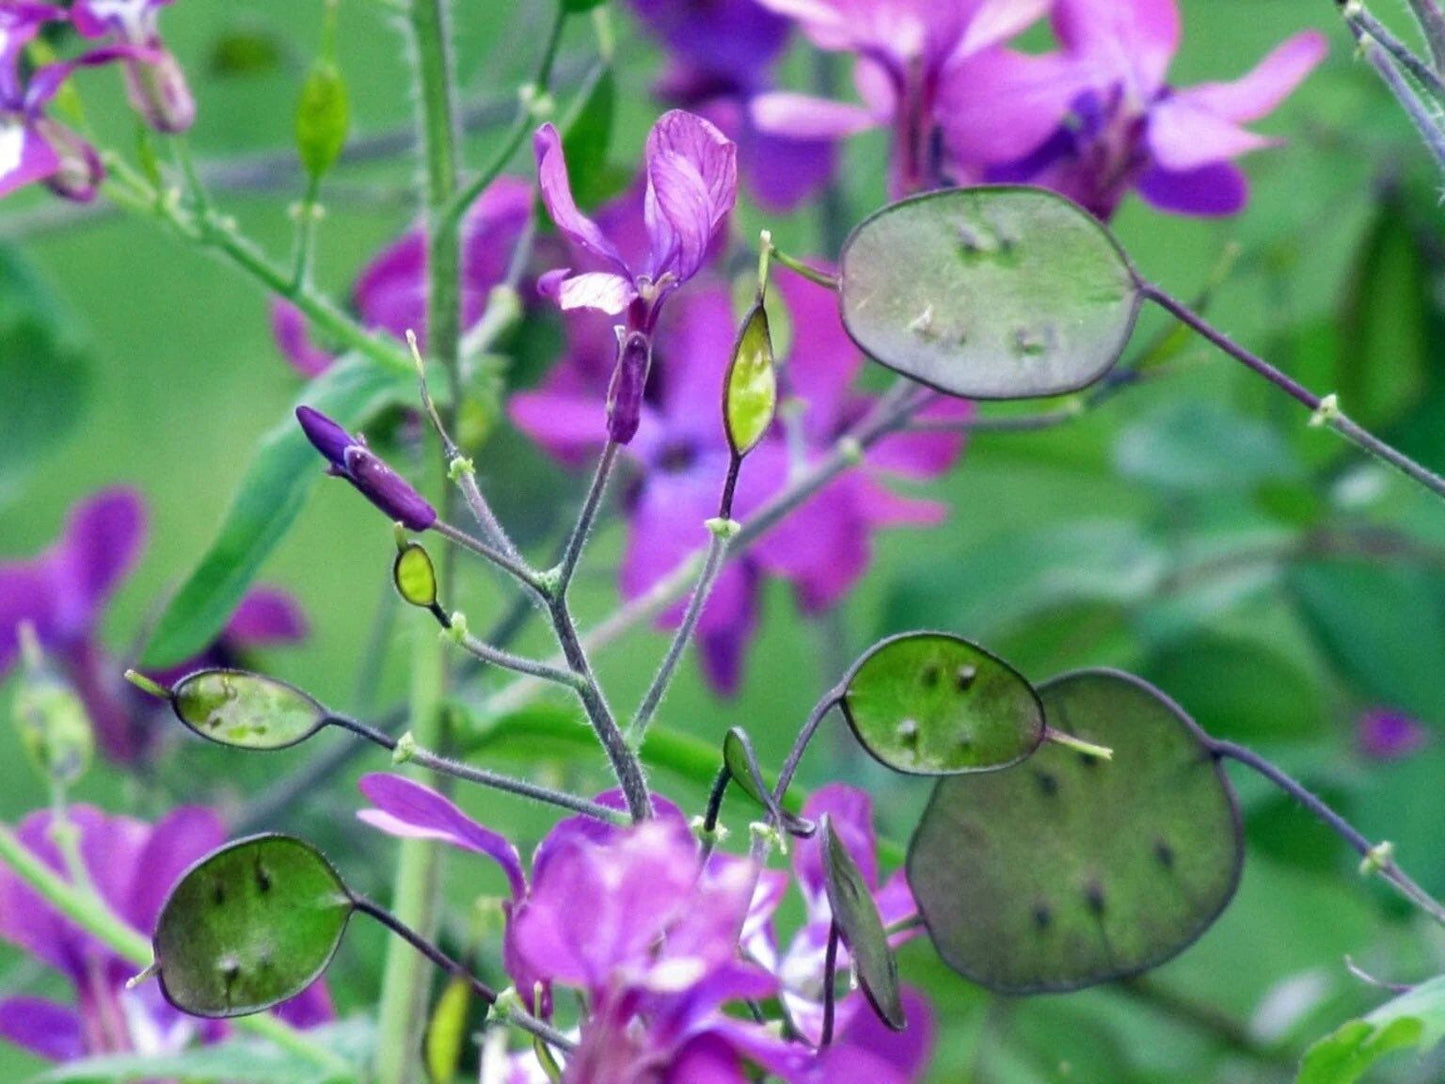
[1212, 740, 1445, 925]
[556, 440, 621, 593]
[1144, 285, 1445, 501]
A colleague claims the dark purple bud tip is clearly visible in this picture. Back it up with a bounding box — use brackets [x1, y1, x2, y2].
[606, 331, 653, 445]
[342, 445, 437, 532]
[296, 405, 354, 468]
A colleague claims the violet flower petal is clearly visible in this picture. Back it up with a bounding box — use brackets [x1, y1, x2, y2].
[225, 587, 309, 647]
[1136, 160, 1248, 217]
[357, 774, 526, 899]
[534, 123, 630, 273]
[1178, 31, 1329, 123]
[643, 110, 737, 283]
[270, 301, 335, 377]
[0, 996, 86, 1062]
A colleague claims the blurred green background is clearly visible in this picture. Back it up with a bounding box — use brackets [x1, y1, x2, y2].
[4, 0, 1445, 1080]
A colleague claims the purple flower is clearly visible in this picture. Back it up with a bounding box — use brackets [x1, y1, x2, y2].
[272, 179, 532, 375]
[0, 4, 112, 202]
[296, 406, 437, 531]
[358, 777, 796, 1083]
[1357, 709, 1429, 761]
[0, 488, 308, 761]
[70, 0, 194, 132]
[751, 0, 1050, 194]
[741, 784, 932, 1082]
[941, 0, 1328, 218]
[535, 109, 737, 318]
[511, 272, 969, 692]
[627, 0, 856, 211]
[0, 804, 332, 1062]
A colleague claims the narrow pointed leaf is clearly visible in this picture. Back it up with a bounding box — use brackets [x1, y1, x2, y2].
[841, 632, 1044, 774]
[820, 815, 905, 1031]
[170, 669, 330, 750]
[141, 354, 414, 668]
[154, 835, 354, 1018]
[839, 186, 1142, 399]
[907, 669, 1242, 993]
[1299, 974, 1445, 1084]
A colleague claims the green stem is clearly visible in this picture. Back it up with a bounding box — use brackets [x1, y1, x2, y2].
[0, 822, 355, 1079]
[374, 1, 464, 1078]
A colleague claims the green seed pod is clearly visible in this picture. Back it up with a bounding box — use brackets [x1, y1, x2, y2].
[11, 625, 93, 787]
[723, 299, 777, 458]
[295, 60, 349, 182]
[394, 542, 443, 610]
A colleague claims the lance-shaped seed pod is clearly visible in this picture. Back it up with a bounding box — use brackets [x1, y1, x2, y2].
[296, 405, 437, 531]
[722, 298, 776, 459]
[606, 330, 653, 445]
[393, 531, 450, 628]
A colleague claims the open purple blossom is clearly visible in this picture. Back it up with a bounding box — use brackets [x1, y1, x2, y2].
[1357, 709, 1429, 762]
[626, 0, 849, 211]
[0, 805, 332, 1062]
[941, 0, 1328, 218]
[357, 777, 798, 1082]
[535, 109, 737, 318]
[511, 272, 970, 692]
[69, 0, 194, 132]
[0, 4, 116, 201]
[0, 488, 308, 761]
[750, 0, 1050, 194]
[272, 178, 532, 375]
[296, 406, 437, 531]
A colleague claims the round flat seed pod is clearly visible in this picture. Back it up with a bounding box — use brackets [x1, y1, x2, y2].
[170, 669, 329, 750]
[907, 669, 1242, 994]
[839, 186, 1142, 400]
[154, 834, 354, 1017]
[841, 632, 1045, 774]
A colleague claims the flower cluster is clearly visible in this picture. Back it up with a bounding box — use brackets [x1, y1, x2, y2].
[359, 775, 932, 1083]
[0, 0, 193, 203]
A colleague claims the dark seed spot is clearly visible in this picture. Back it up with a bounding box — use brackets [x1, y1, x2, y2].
[1032, 904, 1052, 930]
[1078, 752, 1099, 768]
[1154, 841, 1175, 870]
[955, 665, 977, 691]
[1084, 882, 1106, 917]
[255, 863, 273, 893]
[921, 664, 940, 688]
[212, 881, 226, 907]
[1034, 771, 1059, 797]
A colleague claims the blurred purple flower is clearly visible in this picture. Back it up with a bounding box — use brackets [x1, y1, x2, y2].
[627, 0, 859, 211]
[511, 272, 969, 692]
[941, 0, 1328, 218]
[0, 804, 332, 1062]
[70, 0, 193, 132]
[0, 4, 116, 202]
[0, 488, 308, 761]
[739, 784, 932, 1082]
[358, 777, 796, 1082]
[272, 177, 531, 375]
[1357, 709, 1428, 761]
[535, 109, 737, 318]
[750, 0, 1050, 194]
[296, 405, 437, 531]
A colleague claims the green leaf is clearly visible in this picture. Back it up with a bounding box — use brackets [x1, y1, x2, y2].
[207, 28, 289, 78]
[1113, 399, 1301, 493]
[820, 815, 906, 1031]
[141, 354, 413, 668]
[0, 248, 91, 507]
[558, 64, 618, 209]
[1290, 561, 1445, 725]
[155, 835, 354, 1018]
[907, 670, 1242, 993]
[841, 632, 1044, 774]
[562, 0, 609, 12]
[724, 300, 776, 457]
[838, 186, 1141, 400]
[1299, 975, 1445, 1084]
[170, 669, 330, 750]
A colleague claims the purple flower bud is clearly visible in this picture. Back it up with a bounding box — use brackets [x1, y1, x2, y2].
[34, 120, 104, 203]
[296, 405, 437, 531]
[606, 330, 652, 444]
[122, 49, 195, 134]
